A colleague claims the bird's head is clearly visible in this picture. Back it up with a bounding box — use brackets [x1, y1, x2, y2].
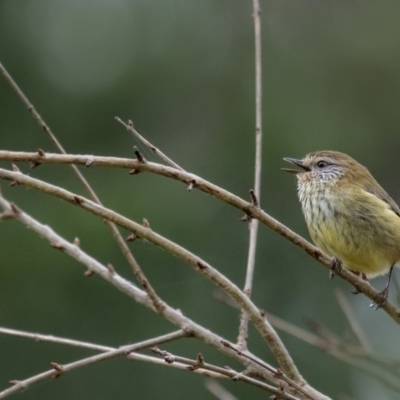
[282, 150, 368, 185]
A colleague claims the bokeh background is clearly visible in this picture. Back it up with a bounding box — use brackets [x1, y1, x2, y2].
[1, 1, 400, 399]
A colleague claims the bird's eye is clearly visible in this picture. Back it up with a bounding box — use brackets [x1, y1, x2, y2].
[317, 160, 328, 168]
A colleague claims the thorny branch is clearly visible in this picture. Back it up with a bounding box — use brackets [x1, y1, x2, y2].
[0, 331, 190, 399]
[0, 151, 398, 324]
[151, 347, 301, 400]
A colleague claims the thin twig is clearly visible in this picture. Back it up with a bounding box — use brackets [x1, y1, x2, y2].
[237, 0, 263, 352]
[0, 331, 190, 399]
[221, 341, 316, 400]
[152, 348, 300, 400]
[334, 288, 370, 351]
[115, 117, 183, 170]
[0, 151, 398, 324]
[0, 326, 186, 352]
[218, 287, 400, 393]
[303, 320, 400, 393]
[205, 381, 239, 400]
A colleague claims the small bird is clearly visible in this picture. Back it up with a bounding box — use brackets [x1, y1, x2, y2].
[283, 150, 400, 307]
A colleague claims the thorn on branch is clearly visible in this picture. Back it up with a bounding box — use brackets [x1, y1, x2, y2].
[221, 340, 244, 357]
[73, 196, 83, 205]
[10, 203, 19, 214]
[140, 277, 149, 290]
[129, 169, 140, 175]
[151, 347, 175, 363]
[85, 159, 94, 167]
[197, 261, 208, 271]
[30, 161, 41, 169]
[313, 249, 322, 260]
[142, 218, 150, 228]
[232, 374, 240, 381]
[240, 214, 251, 221]
[51, 242, 64, 250]
[73, 237, 80, 247]
[12, 164, 20, 172]
[84, 270, 94, 277]
[133, 146, 146, 163]
[249, 189, 259, 207]
[240, 192, 259, 221]
[128, 119, 134, 128]
[107, 263, 115, 274]
[197, 353, 204, 365]
[9, 380, 19, 386]
[164, 354, 174, 364]
[29, 148, 45, 169]
[151, 346, 161, 355]
[187, 179, 196, 191]
[273, 368, 284, 379]
[50, 362, 63, 378]
[126, 232, 138, 241]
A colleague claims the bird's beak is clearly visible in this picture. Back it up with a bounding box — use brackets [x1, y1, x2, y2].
[282, 157, 310, 174]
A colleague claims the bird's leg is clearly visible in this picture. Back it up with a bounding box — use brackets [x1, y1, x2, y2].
[351, 272, 369, 295]
[370, 265, 395, 309]
[329, 258, 342, 279]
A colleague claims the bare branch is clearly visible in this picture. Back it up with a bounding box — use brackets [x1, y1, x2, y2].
[205, 381, 239, 400]
[0, 331, 191, 399]
[221, 341, 317, 400]
[0, 151, 399, 323]
[0, 326, 186, 352]
[152, 348, 300, 400]
[269, 313, 400, 393]
[0, 327, 226, 382]
[115, 117, 183, 170]
[237, 0, 263, 352]
[334, 288, 370, 351]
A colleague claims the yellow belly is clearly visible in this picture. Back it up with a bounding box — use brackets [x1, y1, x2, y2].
[309, 214, 399, 277]
[300, 179, 400, 277]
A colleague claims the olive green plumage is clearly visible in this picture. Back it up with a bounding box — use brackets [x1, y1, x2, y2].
[284, 150, 400, 306]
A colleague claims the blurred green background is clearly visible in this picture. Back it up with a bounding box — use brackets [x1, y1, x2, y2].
[1, 1, 400, 399]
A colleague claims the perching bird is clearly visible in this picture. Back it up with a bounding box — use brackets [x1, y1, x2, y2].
[283, 150, 400, 307]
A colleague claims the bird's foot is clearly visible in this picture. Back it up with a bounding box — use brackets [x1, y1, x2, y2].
[370, 287, 389, 310]
[329, 258, 342, 279]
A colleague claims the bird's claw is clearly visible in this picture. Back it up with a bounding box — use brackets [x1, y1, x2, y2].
[370, 287, 389, 310]
[329, 258, 342, 279]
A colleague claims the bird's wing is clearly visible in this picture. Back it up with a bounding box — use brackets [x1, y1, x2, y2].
[365, 184, 400, 218]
